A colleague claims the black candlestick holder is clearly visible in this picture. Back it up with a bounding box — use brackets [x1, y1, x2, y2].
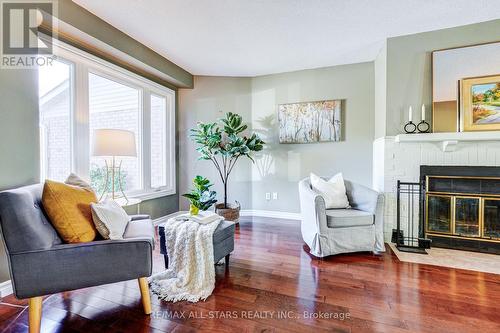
[404, 121, 417, 134]
[417, 120, 430, 133]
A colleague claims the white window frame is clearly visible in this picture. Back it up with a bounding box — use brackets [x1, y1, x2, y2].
[149, 90, 175, 193]
[44, 40, 176, 199]
[39, 56, 76, 182]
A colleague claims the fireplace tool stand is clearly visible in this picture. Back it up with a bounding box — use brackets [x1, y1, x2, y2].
[395, 181, 431, 254]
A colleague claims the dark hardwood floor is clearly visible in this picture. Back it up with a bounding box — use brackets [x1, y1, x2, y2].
[1, 216, 499, 332]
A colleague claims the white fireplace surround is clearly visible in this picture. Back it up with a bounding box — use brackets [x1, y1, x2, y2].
[373, 134, 500, 241]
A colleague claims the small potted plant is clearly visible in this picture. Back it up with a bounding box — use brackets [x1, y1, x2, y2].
[190, 112, 264, 222]
[182, 176, 218, 215]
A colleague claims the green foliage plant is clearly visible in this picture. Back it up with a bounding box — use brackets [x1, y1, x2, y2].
[189, 113, 265, 208]
[182, 175, 218, 214]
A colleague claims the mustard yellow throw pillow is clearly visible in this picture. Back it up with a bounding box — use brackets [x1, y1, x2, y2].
[42, 180, 98, 243]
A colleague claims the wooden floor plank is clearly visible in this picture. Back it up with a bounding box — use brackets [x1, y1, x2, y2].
[1, 216, 499, 332]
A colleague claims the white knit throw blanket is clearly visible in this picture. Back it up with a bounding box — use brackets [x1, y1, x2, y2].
[149, 218, 221, 303]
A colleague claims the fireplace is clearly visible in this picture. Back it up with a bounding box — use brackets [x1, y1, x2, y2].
[421, 166, 500, 254]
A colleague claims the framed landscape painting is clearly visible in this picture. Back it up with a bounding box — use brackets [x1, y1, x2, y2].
[278, 99, 342, 143]
[460, 75, 500, 131]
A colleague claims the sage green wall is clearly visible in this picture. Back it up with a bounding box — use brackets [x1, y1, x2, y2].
[250, 63, 374, 212]
[179, 63, 375, 213]
[374, 42, 387, 139]
[178, 77, 253, 210]
[385, 19, 500, 136]
[123, 195, 179, 219]
[0, 70, 39, 191]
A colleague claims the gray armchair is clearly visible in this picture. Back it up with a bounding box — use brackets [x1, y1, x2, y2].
[298, 177, 385, 257]
[0, 184, 154, 333]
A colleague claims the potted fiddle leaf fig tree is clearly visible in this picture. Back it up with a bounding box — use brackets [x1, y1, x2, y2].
[190, 112, 265, 222]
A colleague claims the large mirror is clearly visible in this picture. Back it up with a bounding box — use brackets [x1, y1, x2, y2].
[432, 42, 500, 132]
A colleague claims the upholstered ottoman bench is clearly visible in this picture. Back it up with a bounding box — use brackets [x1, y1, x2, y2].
[158, 219, 235, 269]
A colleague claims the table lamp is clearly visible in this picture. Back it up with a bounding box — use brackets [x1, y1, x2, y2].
[92, 129, 137, 202]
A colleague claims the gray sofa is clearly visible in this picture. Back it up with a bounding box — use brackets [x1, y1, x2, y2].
[298, 177, 385, 257]
[0, 184, 155, 333]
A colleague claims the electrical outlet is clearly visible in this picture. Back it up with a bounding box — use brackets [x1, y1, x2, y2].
[265, 192, 271, 200]
[272, 192, 278, 200]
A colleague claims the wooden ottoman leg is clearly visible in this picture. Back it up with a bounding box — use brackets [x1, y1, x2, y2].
[225, 254, 230, 266]
[29, 296, 42, 333]
[138, 277, 152, 315]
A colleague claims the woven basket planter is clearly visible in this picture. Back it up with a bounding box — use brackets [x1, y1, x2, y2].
[215, 202, 240, 223]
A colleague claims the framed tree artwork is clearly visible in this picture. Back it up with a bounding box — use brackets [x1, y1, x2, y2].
[278, 99, 342, 144]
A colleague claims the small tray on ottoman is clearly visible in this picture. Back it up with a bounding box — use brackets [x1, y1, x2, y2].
[158, 216, 235, 269]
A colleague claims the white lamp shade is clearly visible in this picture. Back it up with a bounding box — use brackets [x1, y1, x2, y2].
[92, 129, 137, 157]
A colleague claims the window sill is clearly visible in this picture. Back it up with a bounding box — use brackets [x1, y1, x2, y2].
[128, 189, 176, 201]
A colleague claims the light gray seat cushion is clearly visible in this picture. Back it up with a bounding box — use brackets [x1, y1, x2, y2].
[325, 209, 374, 228]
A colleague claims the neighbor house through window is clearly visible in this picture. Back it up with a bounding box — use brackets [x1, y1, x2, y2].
[89, 72, 141, 192]
[38, 42, 176, 198]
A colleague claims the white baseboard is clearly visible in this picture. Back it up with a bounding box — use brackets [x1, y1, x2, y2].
[240, 210, 301, 220]
[0, 280, 13, 298]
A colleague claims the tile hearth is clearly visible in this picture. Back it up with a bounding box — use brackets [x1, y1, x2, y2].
[388, 243, 500, 275]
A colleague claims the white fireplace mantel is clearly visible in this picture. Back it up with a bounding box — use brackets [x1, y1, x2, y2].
[394, 131, 500, 152]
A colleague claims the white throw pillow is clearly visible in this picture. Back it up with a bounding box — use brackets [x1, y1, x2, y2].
[65, 173, 94, 192]
[310, 172, 350, 209]
[91, 200, 131, 240]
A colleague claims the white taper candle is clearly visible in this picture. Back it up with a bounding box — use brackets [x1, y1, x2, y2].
[421, 104, 425, 121]
[408, 106, 413, 122]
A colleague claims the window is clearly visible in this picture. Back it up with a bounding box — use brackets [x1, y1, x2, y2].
[39, 59, 73, 182]
[150, 94, 168, 189]
[38, 42, 176, 199]
[89, 73, 141, 192]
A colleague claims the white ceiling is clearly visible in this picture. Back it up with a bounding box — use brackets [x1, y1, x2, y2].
[73, 0, 500, 77]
